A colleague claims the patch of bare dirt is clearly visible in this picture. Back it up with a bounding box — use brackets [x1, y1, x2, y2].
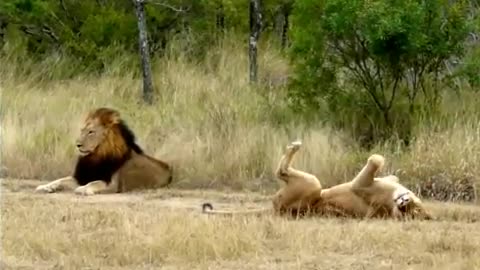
[0, 178, 272, 212]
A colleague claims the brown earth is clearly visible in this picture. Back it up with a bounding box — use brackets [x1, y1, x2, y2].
[2, 178, 480, 270]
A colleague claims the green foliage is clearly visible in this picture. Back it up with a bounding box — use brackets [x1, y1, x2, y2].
[287, 0, 330, 116]
[0, 0, 291, 75]
[1, 0, 141, 71]
[289, 0, 474, 145]
[457, 44, 480, 89]
[1, 0, 478, 149]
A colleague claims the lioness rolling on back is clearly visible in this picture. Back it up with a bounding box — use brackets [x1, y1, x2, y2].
[202, 140, 432, 220]
[35, 107, 173, 196]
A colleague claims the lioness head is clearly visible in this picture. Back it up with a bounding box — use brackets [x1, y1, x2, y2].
[75, 108, 124, 157]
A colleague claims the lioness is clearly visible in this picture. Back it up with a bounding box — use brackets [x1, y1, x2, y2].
[35, 107, 173, 195]
[202, 140, 432, 220]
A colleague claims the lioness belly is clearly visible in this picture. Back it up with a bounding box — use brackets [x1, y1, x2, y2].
[321, 189, 370, 217]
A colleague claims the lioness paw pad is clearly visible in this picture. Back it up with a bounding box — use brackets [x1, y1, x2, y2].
[291, 140, 302, 147]
[287, 140, 302, 150]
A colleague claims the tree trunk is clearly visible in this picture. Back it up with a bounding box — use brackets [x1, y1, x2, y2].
[274, 9, 284, 46]
[134, 0, 154, 104]
[0, 19, 7, 45]
[249, 0, 262, 83]
[274, 4, 290, 49]
[216, 1, 225, 32]
[281, 6, 290, 49]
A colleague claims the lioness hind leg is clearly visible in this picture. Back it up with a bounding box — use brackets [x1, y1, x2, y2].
[74, 177, 119, 196]
[275, 140, 302, 177]
[35, 176, 77, 193]
[351, 154, 385, 190]
[275, 140, 316, 183]
[272, 141, 322, 215]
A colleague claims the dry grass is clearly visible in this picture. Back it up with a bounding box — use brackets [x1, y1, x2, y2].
[2, 38, 480, 269]
[2, 39, 480, 193]
[2, 179, 480, 269]
[0, 40, 360, 191]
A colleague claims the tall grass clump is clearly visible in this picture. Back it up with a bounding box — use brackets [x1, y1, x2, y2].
[0, 38, 360, 191]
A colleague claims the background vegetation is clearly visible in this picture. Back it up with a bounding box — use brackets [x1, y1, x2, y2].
[1, 0, 480, 201]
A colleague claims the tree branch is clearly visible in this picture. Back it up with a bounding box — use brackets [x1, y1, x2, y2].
[145, 0, 190, 12]
[329, 39, 386, 112]
[387, 75, 400, 111]
[19, 25, 59, 43]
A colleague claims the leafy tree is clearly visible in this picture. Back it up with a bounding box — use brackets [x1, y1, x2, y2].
[289, 0, 473, 145]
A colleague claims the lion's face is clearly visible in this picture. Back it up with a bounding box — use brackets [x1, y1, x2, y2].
[75, 119, 107, 156]
[393, 191, 413, 215]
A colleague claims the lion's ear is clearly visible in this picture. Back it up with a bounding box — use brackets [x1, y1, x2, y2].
[109, 111, 121, 125]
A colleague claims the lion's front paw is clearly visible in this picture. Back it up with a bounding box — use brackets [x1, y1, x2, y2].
[74, 185, 95, 196]
[35, 184, 57, 193]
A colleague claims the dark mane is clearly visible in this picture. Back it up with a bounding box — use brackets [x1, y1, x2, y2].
[118, 119, 144, 154]
[73, 115, 144, 186]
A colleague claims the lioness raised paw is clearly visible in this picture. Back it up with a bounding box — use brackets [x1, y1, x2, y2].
[287, 140, 302, 152]
[74, 185, 95, 196]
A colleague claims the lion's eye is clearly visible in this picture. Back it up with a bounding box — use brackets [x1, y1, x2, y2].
[88, 130, 95, 135]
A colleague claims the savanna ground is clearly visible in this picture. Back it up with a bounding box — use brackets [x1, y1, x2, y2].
[2, 41, 480, 269]
[2, 179, 480, 270]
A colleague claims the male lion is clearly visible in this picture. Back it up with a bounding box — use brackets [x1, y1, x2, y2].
[202, 140, 432, 220]
[35, 107, 173, 196]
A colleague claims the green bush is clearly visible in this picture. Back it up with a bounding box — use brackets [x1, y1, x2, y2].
[288, 0, 473, 146]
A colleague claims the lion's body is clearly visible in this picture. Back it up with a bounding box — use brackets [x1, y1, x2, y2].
[203, 141, 432, 220]
[114, 151, 172, 192]
[35, 107, 172, 195]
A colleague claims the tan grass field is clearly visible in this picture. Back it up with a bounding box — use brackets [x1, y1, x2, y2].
[2, 41, 480, 269]
[2, 178, 480, 270]
[2, 41, 480, 191]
